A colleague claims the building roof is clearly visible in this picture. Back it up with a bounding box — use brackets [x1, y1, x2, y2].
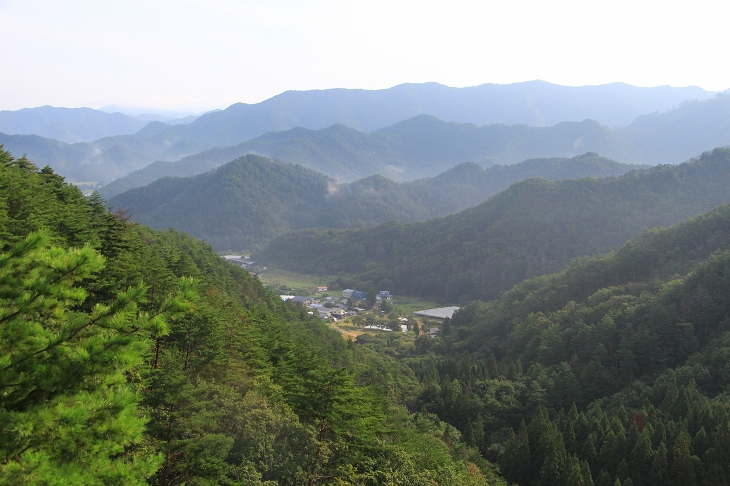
[413, 306, 461, 319]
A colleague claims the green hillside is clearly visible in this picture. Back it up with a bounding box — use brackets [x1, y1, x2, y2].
[0, 148, 501, 484]
[401, 202, 730, 485]
[257, 148, 730, 302]
[109, 152, 640, 251]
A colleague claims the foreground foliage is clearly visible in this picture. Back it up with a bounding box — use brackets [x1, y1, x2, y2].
[0, 147, 500, 484]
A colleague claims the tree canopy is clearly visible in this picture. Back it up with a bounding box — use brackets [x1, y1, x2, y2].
[0, 146, 500, 484]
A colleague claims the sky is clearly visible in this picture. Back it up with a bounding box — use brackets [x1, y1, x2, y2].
[2, 0, 728, 114]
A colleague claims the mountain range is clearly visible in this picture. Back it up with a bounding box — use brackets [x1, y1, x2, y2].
[0, 82, 722, 186]
[0, 105, 198, 143]
[100, 94, 730, 196]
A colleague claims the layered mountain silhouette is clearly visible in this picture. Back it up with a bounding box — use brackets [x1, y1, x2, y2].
[108, 152, 642, 250]
[0, 82, 721, 185]
[257, 148, 730, 303]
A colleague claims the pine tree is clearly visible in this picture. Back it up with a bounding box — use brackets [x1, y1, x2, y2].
[670, 423, 697, 486]
[0, 232, 194, 484]
[500, 419, 531, 485]
[581, 459, 595, 486]
[581, 432, 599, 475]
[651, 441, 669, 486]
[537, 426, 568, 486]
[565, 454, 586, 486]
[595, 469, 612, 486]
[629, 430, 654, 486]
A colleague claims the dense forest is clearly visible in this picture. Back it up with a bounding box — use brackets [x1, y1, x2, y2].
[258, 148, 730, 303]
[109, 152, 639, 251]
[388, 201, 730, 485]
[0, 147, 501, 485]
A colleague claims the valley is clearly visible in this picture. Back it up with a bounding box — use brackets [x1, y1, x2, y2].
[4, 80, 730, 485]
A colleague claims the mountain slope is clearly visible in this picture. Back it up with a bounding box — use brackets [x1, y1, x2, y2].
[257, 148, 730, 302]
[109, 152, 641, 250]
[408, 202, 730, 486]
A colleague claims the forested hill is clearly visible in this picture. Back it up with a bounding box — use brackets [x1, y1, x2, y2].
[405, 202, 730, 486]
[257, 147, 730, 303]
[109, 152, 640, 251]
[0, 147, 502, 484]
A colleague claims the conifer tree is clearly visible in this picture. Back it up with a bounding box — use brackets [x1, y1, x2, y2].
[499, 419, 531, 485]
[651, 441, 669, 486]
[670, 423, 697, 486]
[0, 231, 195, 484]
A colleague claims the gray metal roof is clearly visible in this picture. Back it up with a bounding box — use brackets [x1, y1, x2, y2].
[413, 306, 461, 319]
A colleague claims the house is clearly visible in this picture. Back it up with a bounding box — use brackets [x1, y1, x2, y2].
[330, 308, 347, 318]
[376, 291, 392, 301]
[429, 327, 440, 338]
[341, 289, 355, 299]
[222, 255, 256, 270]
[351, 291, 368, 301]
[289, 296, 311, 306]
[315, 285, 328, 292]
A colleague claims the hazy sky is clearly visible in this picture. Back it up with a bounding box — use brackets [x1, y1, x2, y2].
[2, 0, 728, 113]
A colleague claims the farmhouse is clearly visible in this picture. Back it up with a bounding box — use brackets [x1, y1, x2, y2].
[222, 255, 255, 270]
[351, 291, 368, 301]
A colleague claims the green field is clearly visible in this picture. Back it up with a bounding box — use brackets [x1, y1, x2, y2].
[389, 295, 442, 313]
[256, 268, 334, 295]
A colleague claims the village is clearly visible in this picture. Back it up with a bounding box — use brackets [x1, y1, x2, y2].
[280, 285, 461, 341]
[222, 255, 459, 341]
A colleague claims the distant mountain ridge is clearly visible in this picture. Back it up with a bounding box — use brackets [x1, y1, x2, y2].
[0, 82, 718, 185]
[0, 106, 149, 143]
[100, 95, 730, 196]
[108, 152, 642, 250]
